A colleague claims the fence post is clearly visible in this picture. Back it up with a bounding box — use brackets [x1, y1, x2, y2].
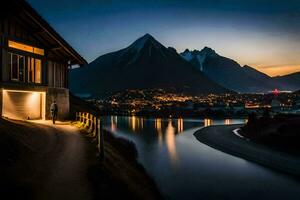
[97, 118, 104, 160]
[80, 112, 83, 123]
[93, 115, 97, 137]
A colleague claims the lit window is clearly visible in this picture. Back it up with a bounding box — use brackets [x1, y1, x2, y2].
[35, 59, 41, 84]
[27, 57, 42, 84]
[9, 53, 25, 82]
[28, 57, 34, 83]
[8, 40, 44, 56]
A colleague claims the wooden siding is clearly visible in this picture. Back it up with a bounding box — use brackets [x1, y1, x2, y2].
[0, 15, 69, 89]
[47, 61, 67, 88]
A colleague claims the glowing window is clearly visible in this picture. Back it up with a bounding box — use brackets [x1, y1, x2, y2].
[8, 40, 44, 56]
[35, 59, 41, 84]
[9, 53, 25, 82]
[27, 57, 42, 84]
[28, 57, 35, 83]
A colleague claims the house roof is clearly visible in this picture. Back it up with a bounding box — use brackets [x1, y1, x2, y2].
[12, 0, 88, 66]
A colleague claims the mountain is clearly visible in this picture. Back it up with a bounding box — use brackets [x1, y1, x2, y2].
[181, 48, 280, 93]
[274, 72, 300, 91]
[70, 34, 230, 97]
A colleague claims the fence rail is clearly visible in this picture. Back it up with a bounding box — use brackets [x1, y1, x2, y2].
[76, 112, 104, 160]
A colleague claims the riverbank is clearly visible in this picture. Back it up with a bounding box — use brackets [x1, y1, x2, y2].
[70, 94, 163, 199]
[79, 128, 163, 200]
[194, 125, 300, 177]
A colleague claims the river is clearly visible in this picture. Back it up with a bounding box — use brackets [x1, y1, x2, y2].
[101, 116, 300, 200]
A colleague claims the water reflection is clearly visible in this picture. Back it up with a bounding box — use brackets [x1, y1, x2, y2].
[177, 118, 183, 133]
[104, 116, 246, 164]
[101, 116, 300, 200]
[225, 119, 231, 125]
[155, 118, 162, 132]
[166, 119, 177, 164]
[111, 116, 118, 131]
[128, 116, 145, 132]
[107, 116, 246, 134]
[204, 118, 212, 127]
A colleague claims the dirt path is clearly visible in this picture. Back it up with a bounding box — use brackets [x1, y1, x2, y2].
[0, 120, 92, 200]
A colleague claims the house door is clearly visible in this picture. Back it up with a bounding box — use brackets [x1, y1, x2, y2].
[2, 90, 45, 120]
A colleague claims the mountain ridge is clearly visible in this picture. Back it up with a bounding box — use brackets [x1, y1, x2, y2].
[180, 48, 286, 93]
[70, 34, 231, 97]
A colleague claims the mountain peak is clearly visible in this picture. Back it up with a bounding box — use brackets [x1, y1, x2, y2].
[130, 33, 162, 52]
[142, 33, 154, 39]
[183, 48, 190, 54]
[137, 33, 156, 43]
[200, 46, 217, 56]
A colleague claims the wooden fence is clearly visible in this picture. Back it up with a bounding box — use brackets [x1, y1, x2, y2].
[76, 112, 104, 160]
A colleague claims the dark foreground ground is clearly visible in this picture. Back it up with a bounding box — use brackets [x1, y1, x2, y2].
[0, 118, 162, 200]
[242, 114, 300, 155]
[194, 125, 300, 177]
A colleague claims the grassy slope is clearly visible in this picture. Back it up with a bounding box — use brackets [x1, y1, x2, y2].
[77, 125, 163, 200]
[71, 93, 163, 199]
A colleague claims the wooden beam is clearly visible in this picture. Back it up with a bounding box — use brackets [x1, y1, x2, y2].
[49, 46, 63, 51]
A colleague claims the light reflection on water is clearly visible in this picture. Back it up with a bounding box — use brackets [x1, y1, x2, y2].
[105, 116, 246, 167]
[101, 116, 300, 200]
[108, 116, 245, 134]
[166, 119, 177, 164]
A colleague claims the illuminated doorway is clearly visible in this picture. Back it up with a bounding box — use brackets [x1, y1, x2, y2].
[2, 90, 46, 120]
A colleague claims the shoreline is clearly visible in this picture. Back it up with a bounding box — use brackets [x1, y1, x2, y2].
[80, 128, 164, 200]
[194, 125, 300, 178]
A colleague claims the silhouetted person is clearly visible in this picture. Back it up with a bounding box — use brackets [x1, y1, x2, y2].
[50, 101, 58, 124]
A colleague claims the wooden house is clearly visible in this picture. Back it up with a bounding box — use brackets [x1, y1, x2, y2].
[0, 0, 87, 120]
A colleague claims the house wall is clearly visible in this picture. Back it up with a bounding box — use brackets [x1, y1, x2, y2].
[47, 61, 68, 88]
[46, 88, 70, 120]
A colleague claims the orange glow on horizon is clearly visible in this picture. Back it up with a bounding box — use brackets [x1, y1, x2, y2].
[253, 64, 300, 77]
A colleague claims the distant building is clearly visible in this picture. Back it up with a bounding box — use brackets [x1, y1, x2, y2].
[271, 99, 281, 108]
[0, 0, 87, 120]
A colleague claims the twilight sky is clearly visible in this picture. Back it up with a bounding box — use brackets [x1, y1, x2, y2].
[27, 0, 300, 76]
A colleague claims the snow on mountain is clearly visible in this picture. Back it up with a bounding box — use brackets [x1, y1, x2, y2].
[180, 47, 281, 93]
